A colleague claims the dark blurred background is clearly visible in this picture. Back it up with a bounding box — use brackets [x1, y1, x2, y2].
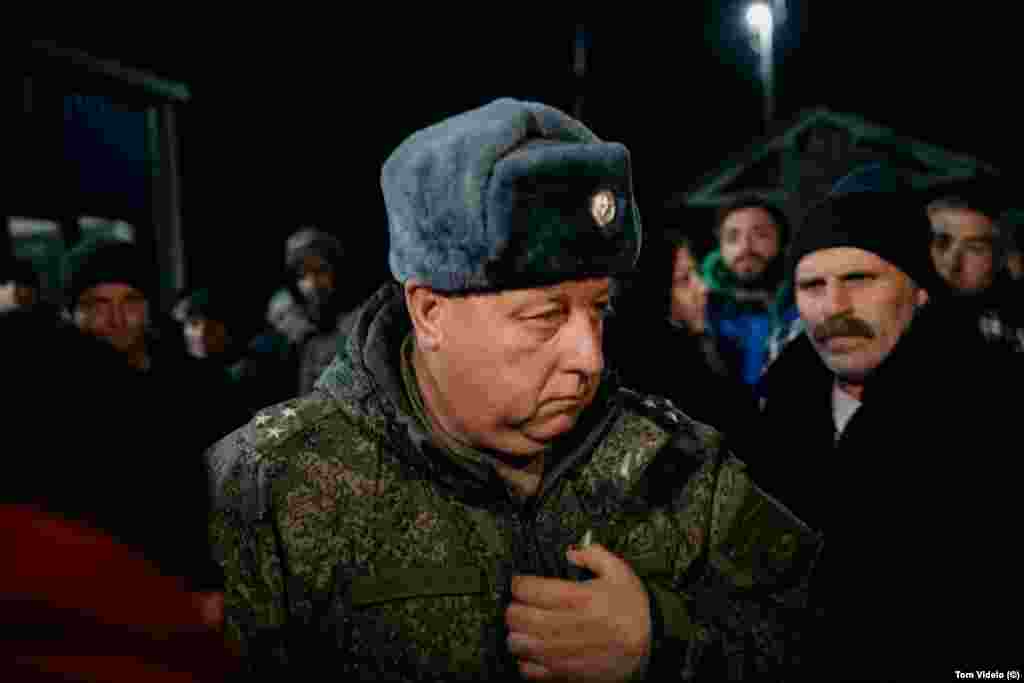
[11, 4, 1020, 310]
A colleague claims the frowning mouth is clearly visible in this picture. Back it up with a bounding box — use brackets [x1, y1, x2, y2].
[538, 399, 583, 416]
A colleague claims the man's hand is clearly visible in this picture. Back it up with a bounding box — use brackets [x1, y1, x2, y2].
[506, 544, 651, 682]
[193, 591, 225, 630]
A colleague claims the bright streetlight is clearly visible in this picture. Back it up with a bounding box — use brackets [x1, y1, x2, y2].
[746, 2, 774, 35]
[745, 1, 781, 130]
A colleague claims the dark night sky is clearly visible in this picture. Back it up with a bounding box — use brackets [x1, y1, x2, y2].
[51, 5, 1022, 291]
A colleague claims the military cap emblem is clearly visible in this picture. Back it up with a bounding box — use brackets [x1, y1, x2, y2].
[590, 190, 617, 229]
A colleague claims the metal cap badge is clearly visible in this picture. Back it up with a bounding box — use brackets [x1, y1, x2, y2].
[590, 190, 617, 229]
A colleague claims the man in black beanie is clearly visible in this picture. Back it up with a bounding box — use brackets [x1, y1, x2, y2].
[61, 236, 241, 599]
[63, 236, 155, 370]
[756, 176, 1016, 677]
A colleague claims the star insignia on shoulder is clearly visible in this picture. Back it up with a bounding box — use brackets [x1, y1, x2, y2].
[254, 414, 271, 427]
[282, 408, 298, 419]
[266, 427, 284, 440]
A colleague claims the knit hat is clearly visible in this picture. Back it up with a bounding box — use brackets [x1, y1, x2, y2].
[62, 237, 154, 306]
[284, 229, 344, 274]
[787, 163, 939, 290]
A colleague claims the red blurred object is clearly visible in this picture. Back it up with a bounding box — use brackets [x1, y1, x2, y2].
[1, 504, 240, 682]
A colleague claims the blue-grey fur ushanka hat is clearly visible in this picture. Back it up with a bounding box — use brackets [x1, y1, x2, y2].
[382, 98, 642, 292]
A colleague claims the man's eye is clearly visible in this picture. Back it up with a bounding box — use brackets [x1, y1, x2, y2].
[797, 281, 823, 292]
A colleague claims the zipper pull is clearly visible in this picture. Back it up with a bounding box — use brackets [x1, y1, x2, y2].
[567, 529, 596, 582]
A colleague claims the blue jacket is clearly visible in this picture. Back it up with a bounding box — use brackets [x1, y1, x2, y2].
[701, 249, 798, 389]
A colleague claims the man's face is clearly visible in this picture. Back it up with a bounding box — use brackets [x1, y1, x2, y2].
[1007, 249, 1024, 281]
[296, 253, 336, 307]
[719, 207, 782, 283]
[796, 247, 928, 384]
[184, 316, 230, 359]
[75, 282, 149, 355]
[669, 246, 709, 333]
[928, 207, 997, 295]
[0, 282, 38, 314]
[428, 277, 611, 457]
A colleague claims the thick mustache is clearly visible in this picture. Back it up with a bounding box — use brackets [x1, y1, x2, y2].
[812, 316, 875, 342]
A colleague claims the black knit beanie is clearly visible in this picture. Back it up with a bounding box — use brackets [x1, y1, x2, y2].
[787, 164, 940, 291]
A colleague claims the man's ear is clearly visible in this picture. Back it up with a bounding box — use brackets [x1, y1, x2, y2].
[404, 281, 445, 352]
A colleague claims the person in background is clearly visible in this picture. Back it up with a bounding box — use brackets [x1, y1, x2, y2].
[605, 226, 762, 459]
[757, 173, 1016, 677]
[2, 308, 238, 682]
[177, 285, 295, 415]
[283, 228, 363, 395]
[924, 173, 1024, 355]
[700, 194, 800, 392]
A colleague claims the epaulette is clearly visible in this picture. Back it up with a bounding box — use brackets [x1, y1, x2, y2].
[249, 391, 345, 452]
[612, 388, 727, 509]
[617, 387, 726, 462]
[213, 392, 349, 523]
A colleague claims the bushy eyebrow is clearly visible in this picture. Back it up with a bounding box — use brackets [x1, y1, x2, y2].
[797, 269, 879, 285]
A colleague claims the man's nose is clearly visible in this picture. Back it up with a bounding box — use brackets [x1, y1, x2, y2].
[945, 246, 964, 275]
[822, 281, 852, 317]
[110, 304, 127, 329]
[561, 310, 605, 382]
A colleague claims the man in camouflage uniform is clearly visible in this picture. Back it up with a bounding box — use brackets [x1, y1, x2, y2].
[208, 98, 822, 680]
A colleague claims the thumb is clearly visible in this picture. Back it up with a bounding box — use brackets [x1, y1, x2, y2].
[567, 543, 627, 579]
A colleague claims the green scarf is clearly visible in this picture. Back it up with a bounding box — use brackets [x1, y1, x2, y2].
[701, 248, 794, 324]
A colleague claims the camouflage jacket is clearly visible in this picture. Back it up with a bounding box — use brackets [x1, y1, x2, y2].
[207, 284, 822, 681]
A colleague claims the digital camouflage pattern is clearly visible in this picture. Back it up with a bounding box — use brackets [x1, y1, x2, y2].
[207, 284, 823, 680]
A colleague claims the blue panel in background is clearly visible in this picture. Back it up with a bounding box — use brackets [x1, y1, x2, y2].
[63, 94, 148, 218]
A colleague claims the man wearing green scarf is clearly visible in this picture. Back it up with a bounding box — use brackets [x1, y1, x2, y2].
[701, 194, 799, 390]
